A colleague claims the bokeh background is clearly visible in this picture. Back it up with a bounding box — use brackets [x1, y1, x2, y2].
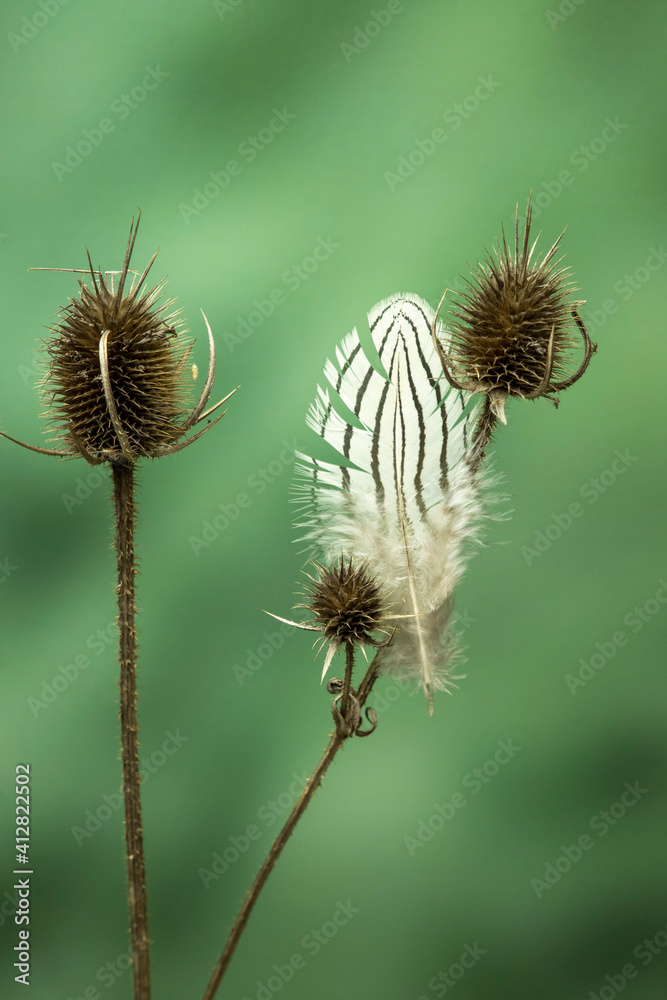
[1, 1, 666, 998]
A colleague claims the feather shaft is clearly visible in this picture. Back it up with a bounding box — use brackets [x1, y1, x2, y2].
[295, 294, 482, 710]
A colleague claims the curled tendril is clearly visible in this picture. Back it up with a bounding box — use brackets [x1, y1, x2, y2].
[331, 692, 361, 737]
[355, 706, 378, 738]
[330, 687, 378, 738]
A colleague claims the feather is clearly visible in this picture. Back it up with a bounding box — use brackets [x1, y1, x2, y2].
[294, 293, 483, 714]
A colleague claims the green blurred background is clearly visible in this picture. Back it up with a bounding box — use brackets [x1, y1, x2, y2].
[1, 1, 666, 998]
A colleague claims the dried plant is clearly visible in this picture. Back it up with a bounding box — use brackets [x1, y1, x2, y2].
[431, 198, 596, 468]
[2, 214, 234, 1000]
[3, 204, 596, 1000]
[200, 207, 596, 998]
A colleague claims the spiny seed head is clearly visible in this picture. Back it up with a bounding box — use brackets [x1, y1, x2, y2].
[31, 212, 226, 468]
[2, 215, 232, 466]
[436, 198, 594, 423]
[43, 216, 193, 462]
[266, 558, 391, 681]
[304, 559, 387, 645]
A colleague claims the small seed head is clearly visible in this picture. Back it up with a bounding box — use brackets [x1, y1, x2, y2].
[266, 559, 391, 681]
[305, 559, 387, 646]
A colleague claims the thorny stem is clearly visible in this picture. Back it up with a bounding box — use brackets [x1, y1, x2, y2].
[112, 462, 151, 1000]
[201, 650, 383, 1000]
[340, 641, 354, 718]
[355, 652, 381, 705]
[469, 395, 497, 474]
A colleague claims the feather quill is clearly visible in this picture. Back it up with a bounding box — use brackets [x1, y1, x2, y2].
[295, 293, 483, 714]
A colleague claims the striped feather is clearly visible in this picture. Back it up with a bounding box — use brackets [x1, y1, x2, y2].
[295, 293, 482, 713]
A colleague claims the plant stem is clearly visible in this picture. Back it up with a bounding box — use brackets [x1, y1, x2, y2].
[469, 395, 497, 473]
[340, 641, 354, 719]
[201, 652, 382, 1000]
[112, 461, 151, 1000]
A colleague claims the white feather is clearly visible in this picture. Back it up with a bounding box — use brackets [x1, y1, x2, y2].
[295, 293, 483, 714]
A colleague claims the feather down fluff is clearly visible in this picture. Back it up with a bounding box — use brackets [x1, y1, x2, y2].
[294, 293, 483, 714]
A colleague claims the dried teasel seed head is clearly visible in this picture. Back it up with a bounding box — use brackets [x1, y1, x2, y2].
[266, 558, 391, 681]
[433, 198, 595, 424]
[1, 212, 235, 465]
[43, 215, 195, 462]
[305, 559, 387, 647]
